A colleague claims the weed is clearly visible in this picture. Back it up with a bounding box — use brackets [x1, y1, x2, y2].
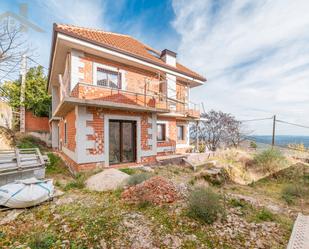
[252, 208, 276, 222]
[28, 233, 57, 249]
[16, 135, 48, 151]
[253, 149, 286, 173]
[64, 174, 85, 190]
[250, 141, 257, 149]
[281, 184, 305, 204]
[126, 173, 152, 186]
[46, 152, 65, 174]
[113, 187, 123, 198]
[229, 198, 249, 209]
[137, 200, 152, 209]
[119, 168, 137, 175]
[189, 178, 196, 186]
[187, 187, 224, 224]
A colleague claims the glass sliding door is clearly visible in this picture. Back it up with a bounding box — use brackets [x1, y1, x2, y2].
[109, 120, 136, 165]
[109, 121, 121, 164]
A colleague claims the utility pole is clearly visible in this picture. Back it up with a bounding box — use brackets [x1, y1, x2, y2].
[196, 120, 199, 152]
[20, 54, 27, 133]
[272, 115, 276, 147]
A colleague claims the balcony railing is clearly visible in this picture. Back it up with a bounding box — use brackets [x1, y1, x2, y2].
[57, 81, 200, 118]
[71, 83, 169, 110]
[175, 101, 200, 118]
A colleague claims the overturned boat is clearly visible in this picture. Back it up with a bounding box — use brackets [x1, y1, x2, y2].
[0, 177, 54, 208]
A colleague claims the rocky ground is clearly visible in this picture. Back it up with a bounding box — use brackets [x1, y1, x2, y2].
[0, 162, 295, 249]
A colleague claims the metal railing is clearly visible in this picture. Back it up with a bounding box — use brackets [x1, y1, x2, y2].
[71, 83, 169, 110]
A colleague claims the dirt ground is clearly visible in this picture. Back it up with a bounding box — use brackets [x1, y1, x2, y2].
[0, 159, 299, 248]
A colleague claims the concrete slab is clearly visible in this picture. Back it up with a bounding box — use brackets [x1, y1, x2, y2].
[85, 169, 130, 191]
[287, 213, 309, 249]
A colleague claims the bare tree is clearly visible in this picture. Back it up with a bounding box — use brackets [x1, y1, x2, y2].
[192, 110, 243, 151]
[0, 19, 28, 80]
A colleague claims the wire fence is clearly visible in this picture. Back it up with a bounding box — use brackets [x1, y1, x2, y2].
[240, 115, 309, 156]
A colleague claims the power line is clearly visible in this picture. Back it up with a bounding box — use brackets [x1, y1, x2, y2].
[240, 117, 273, 122]
[276, 119, 309, 130]
[27, 56, 49, 71]
[0, 60, 21, 82]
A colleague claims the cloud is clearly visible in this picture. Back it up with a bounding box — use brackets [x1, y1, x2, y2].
[18, 0, 109, 78]
[35, 0, 107, 29]
[172, 0, 309, 135]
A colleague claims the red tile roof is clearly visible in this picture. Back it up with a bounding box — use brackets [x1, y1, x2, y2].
[54, 24, 206, 82]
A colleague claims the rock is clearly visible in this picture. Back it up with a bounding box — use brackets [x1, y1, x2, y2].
[163, 234, 182, 248]
[86, 169, 130, 191]
[53, 188, 65, 198]
[185, 234, 197, 242]
[195, 167, 229, 186]
[0, 209, 24, 225]
[100, 238, 107, 249]
[141, 166, 155, 172]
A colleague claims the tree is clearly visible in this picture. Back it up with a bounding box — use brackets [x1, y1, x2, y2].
[0, 20, 28, 79]
[1, 66, 51, 117]
[192, 110, 242, 151]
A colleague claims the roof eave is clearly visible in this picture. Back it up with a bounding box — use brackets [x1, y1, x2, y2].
[54, 26, 207, 82]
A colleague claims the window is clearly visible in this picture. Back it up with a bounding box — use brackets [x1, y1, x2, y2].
[96, 67, 120, 88]
[177, 125, 185, 141]
[157, 123, 166, 141]
[64, 122, 67, 145]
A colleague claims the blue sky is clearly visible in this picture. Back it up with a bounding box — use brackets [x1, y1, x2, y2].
[1, 0, 309, 135]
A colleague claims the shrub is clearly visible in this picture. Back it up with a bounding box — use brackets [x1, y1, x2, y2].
[253, 208, 275, 222]
[28, 233, 57, 249]
[229, 198, 249, 209]
[64, 174, 85, 191]
[126, 173, 152, 186]
[16, 135, 47, 151]
[198, 143, 206, 153]
[281, 184, 305, 204]
[137, 200, 152, 209]
[187, 187, 223, 224]
[250, 141, 257, 149]
[253, 149, 286, 173]
[46, 153, 64, 174]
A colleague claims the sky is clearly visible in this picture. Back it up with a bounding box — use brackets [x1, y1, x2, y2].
[1, 0, 309, 135]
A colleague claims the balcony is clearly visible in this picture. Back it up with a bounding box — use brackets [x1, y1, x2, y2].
[53, 81, 200, 119]
[71, 83, 169, 110]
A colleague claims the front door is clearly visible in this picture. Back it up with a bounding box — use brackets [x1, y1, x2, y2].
[109, 120, 136, 165]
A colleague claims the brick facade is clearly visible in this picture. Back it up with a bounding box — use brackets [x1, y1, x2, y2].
[25, 110, 50, 133]
[54, 52, 195, 172]
[59, 109, 76, 152]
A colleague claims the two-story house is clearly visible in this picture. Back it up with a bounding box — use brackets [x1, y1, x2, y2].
[48, 24, 206, 172]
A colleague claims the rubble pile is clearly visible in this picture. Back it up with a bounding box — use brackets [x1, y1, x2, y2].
[121, 176, 179, 205]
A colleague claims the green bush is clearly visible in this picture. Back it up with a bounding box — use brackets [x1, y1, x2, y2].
[281, 184, 305, 204]
[126, 173, 152, 186]
[250, 141, 257, 149]
[187, 187, 223, 224]
[229, 198, 249, 209]
[253, 149, 286, 173]
[64, 174, 85, 191]
[253, 208, 275, 222]
[198, 143, 206, 153]
[46, 153, 63, 174]
[28, 233, 57, 249]
[16, 135, 47, 151]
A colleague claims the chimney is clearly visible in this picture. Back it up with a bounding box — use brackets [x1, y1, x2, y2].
[161, 49, 177, 67]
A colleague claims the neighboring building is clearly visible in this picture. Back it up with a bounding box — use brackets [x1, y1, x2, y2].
[0, 88, 12, 129]
[48, 24, 206, 171]
[0, 101, 12, 129]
